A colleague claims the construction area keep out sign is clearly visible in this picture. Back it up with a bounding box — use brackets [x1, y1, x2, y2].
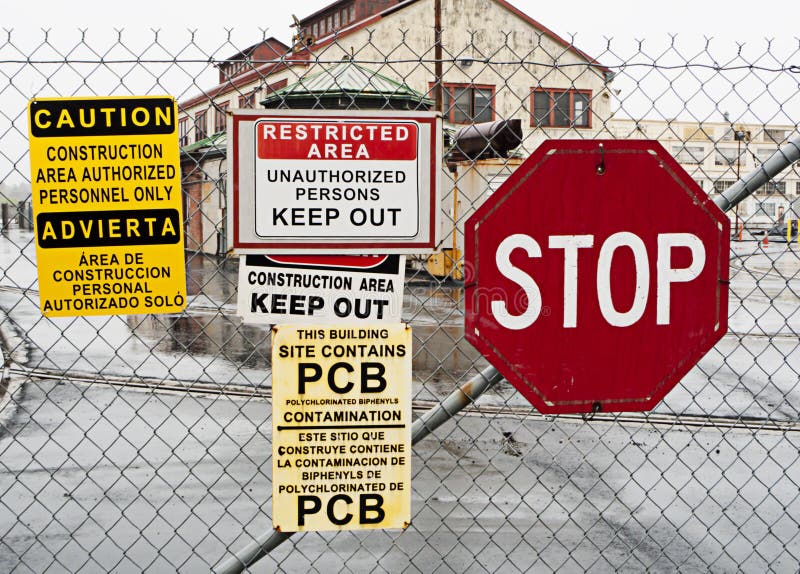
[237, 254, 405, 325]
[27, 96, 186, 317]
[271, 324, 412, 531]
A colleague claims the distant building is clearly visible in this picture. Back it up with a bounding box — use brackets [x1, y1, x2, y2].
[179, 61, 432, 254]
[290, 0, 614, 149]
[177, 0, 614, 253]
[178, 38, 294, 147]
[608, 118, 800, 228]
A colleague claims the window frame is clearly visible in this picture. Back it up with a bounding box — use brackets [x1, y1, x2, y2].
[764, 128, 787, 144]
[530, 88, 592, 129]
[671, 144, 705, 165]
[756, 148, 776, 164]
[214, 101, 229, 134]
[755, 181, 785, 196]
[713, 179, 736, 194]
[757, 202, 776, 217]
[433, 83, 496, 125]
[179, 117, 189, 147]
[238, 89, 258, 109]
[194, 110, 207, 142]
[714, 147, 745, 167]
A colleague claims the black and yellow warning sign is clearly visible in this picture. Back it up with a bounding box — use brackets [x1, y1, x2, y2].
[272, 324, 412, 532]
[28, 96, 186, 317]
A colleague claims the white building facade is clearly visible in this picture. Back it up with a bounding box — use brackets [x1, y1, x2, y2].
[176, 0, 615, 254]
[608, 118, 800, 229]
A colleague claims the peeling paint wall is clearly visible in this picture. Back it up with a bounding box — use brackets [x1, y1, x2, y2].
[307, 0, 613, 151]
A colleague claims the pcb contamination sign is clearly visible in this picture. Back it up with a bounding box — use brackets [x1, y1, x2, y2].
[272, 324, 412, 531]
[28, 96, 186, 317]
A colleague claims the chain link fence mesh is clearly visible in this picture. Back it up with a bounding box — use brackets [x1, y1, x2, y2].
[1, 26, 799, 572]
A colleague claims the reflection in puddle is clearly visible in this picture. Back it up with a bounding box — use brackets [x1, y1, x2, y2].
[119, 253, 494, 396]
[127, 261, 487, 389]
[129, 313, 271, 370]
[128, 311, 486, 383]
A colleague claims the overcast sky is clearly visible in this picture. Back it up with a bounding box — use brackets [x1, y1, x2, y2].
[3, 0, 798, 185]
[5, 0, 797, 46]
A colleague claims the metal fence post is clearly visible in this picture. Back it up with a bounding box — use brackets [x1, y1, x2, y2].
[216, 129, 800, 573]
[213, 365, 505, 574]
[714, 133, 800, 212]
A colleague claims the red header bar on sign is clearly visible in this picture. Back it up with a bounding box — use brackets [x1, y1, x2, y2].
[267, 255, 388, 268]
[257, 121, 418, 161]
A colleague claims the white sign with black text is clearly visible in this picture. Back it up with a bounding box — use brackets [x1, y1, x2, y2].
[228, 110, 441, 254]
[236, 254, 405, 325]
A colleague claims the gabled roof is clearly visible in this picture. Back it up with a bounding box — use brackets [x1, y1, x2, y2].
[218, 38, 290, 67]
[261, 60, 433, 108]
[303, 0, 609, 73]
[179, 60, 298, 110]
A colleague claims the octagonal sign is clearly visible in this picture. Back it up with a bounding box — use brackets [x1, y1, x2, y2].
[464, 140, 730, 414]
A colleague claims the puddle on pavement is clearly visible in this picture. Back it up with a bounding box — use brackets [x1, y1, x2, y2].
[128, 265, 487, 389]
[129, 313, 486, 383]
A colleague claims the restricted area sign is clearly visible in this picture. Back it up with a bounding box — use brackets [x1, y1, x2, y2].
[237, 254, 405, 325]
[28, 96, 186, 317]
[272, 324, 412, 532]
[465, 140, 730, 414]
[229, 110, 441, 254]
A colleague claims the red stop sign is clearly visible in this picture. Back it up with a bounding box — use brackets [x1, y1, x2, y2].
[464, 140, 730, 414]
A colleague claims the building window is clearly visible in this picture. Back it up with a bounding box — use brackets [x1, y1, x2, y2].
[334, 12, 339, 28]
[757, 202, 776, 217]
[214, 101, 229, 134]
[722, 127, 751, 142]
[713, 179, 735, 194]
[755, 181, 785, 196]
[312, 23, 318, 37]
[239, 89, 258, 109]
[755, 148, 776, 164]
[195, 110, 207, 141]
[738, 202, 749, 216]
[437, 84, 494, 124]
[327, 15, 333, 32]
[672, 145, 704, 165]
[683, 125, 712, 141]
[796, 181, 800, 195]
[350, 5, 355, 21]
[764, 128, 788, 144]
[715, 147, 745, 167]
[341, 8, 348, 24]
[179, 117, 189, 147]
[531, 89, 591, 128]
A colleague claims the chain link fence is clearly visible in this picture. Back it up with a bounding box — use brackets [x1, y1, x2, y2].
[1, 25, 799, 572]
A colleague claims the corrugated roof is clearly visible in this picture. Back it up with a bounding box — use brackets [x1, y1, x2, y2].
[261, 60, 433, 106]
[180, 131, 226, 153]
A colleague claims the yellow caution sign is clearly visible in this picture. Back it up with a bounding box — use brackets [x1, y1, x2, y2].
[27, 96, 186, 317]
[271, 324, 412, 532]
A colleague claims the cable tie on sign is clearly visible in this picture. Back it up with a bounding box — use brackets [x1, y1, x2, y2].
[582, 401, 602, 421]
